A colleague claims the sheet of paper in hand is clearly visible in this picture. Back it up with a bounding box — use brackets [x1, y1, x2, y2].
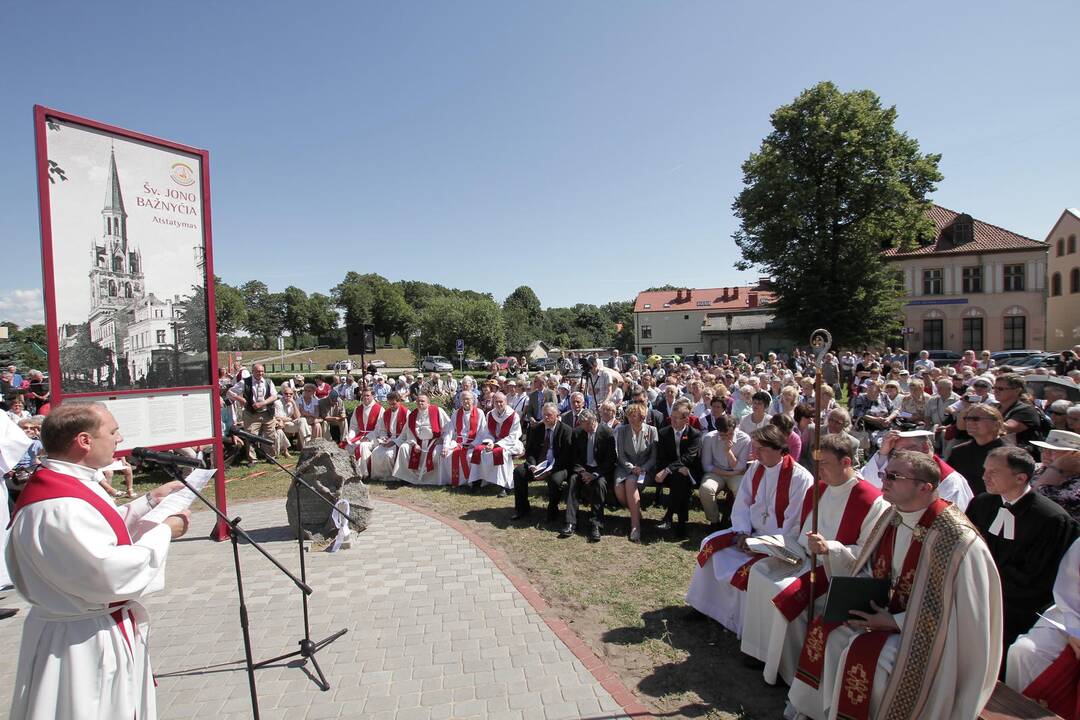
[744, 534, 803, 565]
[141, 467, 216, 524]
[821, 576, 891, 623]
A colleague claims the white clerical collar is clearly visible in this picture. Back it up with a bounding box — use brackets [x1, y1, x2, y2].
[1001, 484, 1032, 508]
[896, 508, 925, 528]
[43, 458, 106, 484]
[491, 407, 511, 421]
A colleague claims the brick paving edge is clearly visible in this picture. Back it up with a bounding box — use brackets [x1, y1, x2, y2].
[376, 496, 656, 719]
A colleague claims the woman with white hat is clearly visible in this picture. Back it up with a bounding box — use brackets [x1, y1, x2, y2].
[1031, 429, 1080, 522]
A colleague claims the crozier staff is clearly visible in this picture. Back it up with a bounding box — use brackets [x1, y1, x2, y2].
[6, 403, 190, 720]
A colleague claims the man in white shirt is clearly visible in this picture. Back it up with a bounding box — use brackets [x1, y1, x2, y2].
[227, 363, 278, 462]
[471, 392, 523, 494]
[6, 403, 190, 720]
[393, 394, 450, 485]
[346, 387, 382, 477]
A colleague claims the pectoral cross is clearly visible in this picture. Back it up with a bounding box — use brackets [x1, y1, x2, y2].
[762, 508, 770, 524]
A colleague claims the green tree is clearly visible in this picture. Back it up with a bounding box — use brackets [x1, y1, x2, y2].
[370, 277, 416, 344]
[332, 271, 375, 332]
[733, 81, 942, 348]
[420, 296, 505, 358]
[601, 300, 635, 352]
[175, 285, 208, 353]
[282, 286, 310, 349]
[306, 292, 339, 343]
[240, 280, 286, 348]
[502, 285, 545, 352]
[212, 276, 247, 336]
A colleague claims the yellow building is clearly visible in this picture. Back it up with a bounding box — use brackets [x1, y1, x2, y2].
[1045, 208, 1080, 347]
[884, 205, 1048, 353]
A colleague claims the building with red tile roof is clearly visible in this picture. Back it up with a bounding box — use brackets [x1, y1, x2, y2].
[1045, 208, 1080, 346]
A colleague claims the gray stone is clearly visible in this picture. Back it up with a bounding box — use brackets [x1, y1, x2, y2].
[285, 438, 374, 541]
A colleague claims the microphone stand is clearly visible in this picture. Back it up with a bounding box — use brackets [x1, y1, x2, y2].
[246, 439, 364, 691]
[150, 459, 313, 720]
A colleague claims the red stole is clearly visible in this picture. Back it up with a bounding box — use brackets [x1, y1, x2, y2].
[795, 498, 948, 695]
[349, 403, 381, 443]
[697, 531, 735, 567]
[773, 479, 881, 621]
[471, 412, 515, 466]
[383, 404, 408, 436]
[10, 467, 138, 656]
[729, 456, 797, 590]
[1022, 645, 1080, 720]
[449, 408, 481, 486]
[833, 499, 951, 720]
[407, 406, 443, 473]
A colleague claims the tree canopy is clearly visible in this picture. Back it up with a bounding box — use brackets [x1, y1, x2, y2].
[733, 81, 942, 348]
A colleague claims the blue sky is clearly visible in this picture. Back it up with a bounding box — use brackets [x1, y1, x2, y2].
[2, 1, 1078, 327]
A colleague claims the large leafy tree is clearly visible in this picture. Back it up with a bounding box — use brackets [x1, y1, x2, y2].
[502, 285, 544, 352]
[733, 81, 942, 348]
[239, 280, 286, 348]
[282, 286, 310, 348]
[212, 276, 247, 336]
[419, 296, 505, 358]
[306, 292, 339, 343]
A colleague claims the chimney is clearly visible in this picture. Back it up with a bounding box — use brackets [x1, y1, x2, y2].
[685, 288, 692, 301]
[722, 287, 729, 300]
[747, 292, 759, 308]
[674, 288, 683, 302]
[733, 287, 739, 299]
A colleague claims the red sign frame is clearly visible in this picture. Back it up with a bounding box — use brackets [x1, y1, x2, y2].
[33, 105, 229, 540]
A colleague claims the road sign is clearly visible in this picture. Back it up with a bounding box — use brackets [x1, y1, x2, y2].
[277, 336, 285, 351]
[455, 339, 464, 353]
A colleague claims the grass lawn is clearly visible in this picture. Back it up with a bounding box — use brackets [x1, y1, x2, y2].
[115, 462, 786, 719]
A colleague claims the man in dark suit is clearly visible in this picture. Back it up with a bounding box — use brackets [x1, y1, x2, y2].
[654, 405, 702, 539]
[524, 377, 556, 430]
[652, 384, 679, 426]
[560, 409, 616, 542]
[512, 403, 572, 521]
[561, 392, 587, 430]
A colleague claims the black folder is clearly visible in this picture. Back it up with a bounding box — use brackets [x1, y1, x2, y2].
[821, 577, 891, 623]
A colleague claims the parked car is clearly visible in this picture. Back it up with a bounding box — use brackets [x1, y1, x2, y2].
[367, 359, 387, 368]
[420, 355, 454, 372]
[989, 350, 1040, 365]
[921, 350, 963, 367]
[1010, 352, 1058, 369]
[463, 358, 488, 370]
[528, 357, 557, 371]
[492, 356, 513, 370]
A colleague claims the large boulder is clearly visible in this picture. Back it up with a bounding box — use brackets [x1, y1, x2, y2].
[284, 438, 374, 542]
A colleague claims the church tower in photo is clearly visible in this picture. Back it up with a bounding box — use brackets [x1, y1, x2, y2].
[88, 146, 145, 379]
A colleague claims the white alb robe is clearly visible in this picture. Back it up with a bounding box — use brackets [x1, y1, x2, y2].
[787, 506, 1002, 720]
[369, 405, 407, 479]
[439, 407, 487, 486]
[6, 460, 174, 720]
[346, 402, 382, 477]
[472, 408, 524, 489]
[686, 458, 814, 633]
[740, 477, 887, 685]
[860, 452, 973, 511]
[393, 407, 450, 485]
[1006, 536, 1080, 693]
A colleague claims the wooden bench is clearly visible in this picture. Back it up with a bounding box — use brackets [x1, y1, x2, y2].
[979, 681, 1063, 720]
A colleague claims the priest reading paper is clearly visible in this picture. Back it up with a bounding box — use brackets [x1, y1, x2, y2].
[740, 433, 886, 686]
[6, 403, 191, 720]
[686, 425, 814, 633]
[785, 449, 1002, 720]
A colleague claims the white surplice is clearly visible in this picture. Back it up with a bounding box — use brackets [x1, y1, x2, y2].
[787, 505, 1002, 720]
[471, 408, 524, 490]
[393, 407, 450, 485]
[686, 458, 814, 633]
[369, 405, 407, 479]
[6, 460, 174, 720]
[860, 452, 974, 511]
[740, 477, 887, 685]
[346, 402, 382, 477]
[1006, 536, 1080, 692]
[438, 407, 487, 486]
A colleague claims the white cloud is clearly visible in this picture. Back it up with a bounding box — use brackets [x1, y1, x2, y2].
[0, 288, 45, 328]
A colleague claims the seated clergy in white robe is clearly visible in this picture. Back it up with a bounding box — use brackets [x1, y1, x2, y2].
[859, 429, 973, 511]
[439, 391, 486, 487]
[6, 403, 192, 720]
[741, 433, 886, 686]
[369, 391, 408, 480]
[1006, 536, 1080, 720]
[344, 387, 382, 477]
[471, 392, 524, 490]
[786, 449, 1001, 720]
[686, 425, 814, 634]
[393, 394, 451, 485]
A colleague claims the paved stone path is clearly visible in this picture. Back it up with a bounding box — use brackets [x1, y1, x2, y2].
[0, 498, 647, 719]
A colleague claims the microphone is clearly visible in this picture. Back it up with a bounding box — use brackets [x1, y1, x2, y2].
[229, 426, 275, 446]
[130, 447, 206, 469]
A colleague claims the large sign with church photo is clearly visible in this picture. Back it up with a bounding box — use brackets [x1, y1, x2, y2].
[34, 106, 222, 457]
